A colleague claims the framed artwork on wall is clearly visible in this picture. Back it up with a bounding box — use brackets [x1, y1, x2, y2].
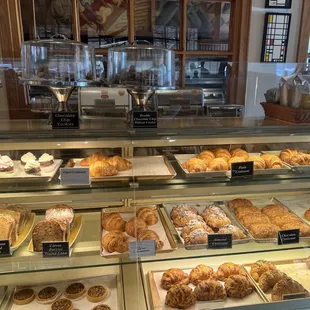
[261, 13, 291, 63]
[265, 0, 292, 9]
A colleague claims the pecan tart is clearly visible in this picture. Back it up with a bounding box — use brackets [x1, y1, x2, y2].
[36, 286, 60, 304]
[87, 285, 109, 303]
[51, 298, 73, 310]
[13, 288, 35, 305]
[64, 282, 86, 300]
[91, 305, 112, 310]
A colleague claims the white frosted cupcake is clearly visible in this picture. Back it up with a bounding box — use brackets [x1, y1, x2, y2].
[0, 155, 14, 173]
[21, 152, 36, 165]
[38, 153, 54, 167]
[24, 159, 41, 174]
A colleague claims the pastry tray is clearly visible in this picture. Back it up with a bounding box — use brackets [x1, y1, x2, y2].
[161, 202, 252, 250]
[147, 265, 267, 310]
[101, 206, 177, 258]
[66, 156, 176, 182]
[28, 214, 82, 252]
[174, 154, 291, 179]
[6, 274, 123, 310]
[243, 258, 310, 302]
[0, 160, 62, 183]
[223, 197, 310, 243]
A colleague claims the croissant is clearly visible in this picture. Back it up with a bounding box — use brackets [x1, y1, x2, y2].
[89, 161, 118, 177]
[261, 154, 283, 169]
[182, 158, 208, 172]
[218, 224, 247, 240]
[194, 279, 227, 301]
[228, 199, 254, 211]
[228, 157, 245, 169]
[250, 260, 277, 282]
[279, 149, 298, 163]
[258, 270, 287, 292]
[209, 158, 229, 171]
[137, 229, 164, 250]
[248, 155, 266, 170]
[214, 263, 246, 281]
[271, 278, 308, 301]
[213, 148, 231, 161]
[125, 218, 148, 237]
[198, 150, 215, 163]
[108, 156, 132, 171]
[165, 284, 196, 309]
[225, 275, 254, 298]
[183, 228, 210, 246]
[102, 231, 128, 253]
[300, 153, 310, 165]
[269, 213, 302, 228]
[102, 212, 126, 232]
[181, 220, 213, 239]
[173, 213, 203, 228]
[288, 155, 305, 166]
[248, 223, 280, 239]
[161, 268, 190, 290]
[234, 205, 261, 219]
[201, 205, 226, 217]
[189, 264, 214, 286]
[239, 214, 270, 227]
[202, 213, 231, 229]
[231, 148, 249, 160]
[80, 152, 108, 166]
[170, 205, 199, 220]
[136, 207, 158, 225]
[261, 204, 289, 218]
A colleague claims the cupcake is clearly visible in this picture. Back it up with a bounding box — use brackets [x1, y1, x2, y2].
[24, 159, 41, 174]
[39, 153, 54, 167]
[21, 152, 36, 165]
[0, 155, 14, 173]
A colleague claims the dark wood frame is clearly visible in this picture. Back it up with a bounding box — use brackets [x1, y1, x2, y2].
[265, 0, 292, 9]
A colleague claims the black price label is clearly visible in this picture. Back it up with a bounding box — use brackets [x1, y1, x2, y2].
[278, 229, 300, 245]
[0, 240, 10, 256]
[231, 161, 254, 178]
[283, 292, 307, 300]
[133, 112, 157, 128]
[52, 112, 79, 129]
[42, 241, 70, 258]
[208, 234, 232, 249]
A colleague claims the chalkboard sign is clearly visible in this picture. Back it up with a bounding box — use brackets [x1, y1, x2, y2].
[43, 241, 70, 257]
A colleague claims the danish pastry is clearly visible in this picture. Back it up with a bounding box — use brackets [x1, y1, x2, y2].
[102, 212, 126, 232]
[125, 218, 148, 237]
[271, 278, 308, 301]
[182, 158, 208, 172]
[225, 275, 254, 298]
[108, 155, 132, 171]
[136, 207, 158, 225]
[228, 199, 254, 211]
[248, 223, 280, 239]
[161, 268, 190, 290]
[250, 260, 277, 282]
[218, 225, 247, 240]
[231, 148, 249, 160]
[304, 209, 310, 221]
[203, 213, 231, 229]
[173, 213, 204, 228]
[80, 152, 108, 166]
[170, 205, 199, 220]
[101, 231, 128, 253]
[183, 228, 210, 246]
[258, 270, 287, 292]
[89, 161, 118, 177]
[194, 280, 227, 301]
[248, 155, 266, 170]
[189, 264, 214, 285]
[137, 229, 164, 250]
[165, 284, 196, 309]
[209, 158, 229, 171]
[214, 263, 246, 281]
[261, 204, 289, 217]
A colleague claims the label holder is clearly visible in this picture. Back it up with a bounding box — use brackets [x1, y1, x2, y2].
[129, 240, 156, 259]
[231, 161, 254, 179]
[133, 111, 157, 129]
[42, 241, 70, 258]
[208, 234, 232, 249]
[0, 240, 11, 257]
[52, 112, 80, 130]
[278, 229, 300, 245]
[60, 167, 90, 186]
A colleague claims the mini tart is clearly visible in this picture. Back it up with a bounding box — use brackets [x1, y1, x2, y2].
[87, 285, 109, 303]
[64, 282, 86, 300]
[91, 305, 111, 310]
[51, 298, 73, 310]
[36, 286, 59, 304]
[13, 288, 35, 305]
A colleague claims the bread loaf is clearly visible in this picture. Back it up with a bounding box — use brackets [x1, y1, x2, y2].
[6, 204, 31, 234]
[0, 214, 17, 245]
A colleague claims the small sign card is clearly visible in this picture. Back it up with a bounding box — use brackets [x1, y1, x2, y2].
[283, 292, 307, 300]
[231, 161, 254, 178]
[52, 112, 79, 129]
[129, 240, 156, 259]
[208, 234, 232, 249]
[278, 229, 300, 245]
[60, 168, 90, 186]
[42, 241, 70, 258]
[0, 240, 10, 256]
[133, 112, 157, 128]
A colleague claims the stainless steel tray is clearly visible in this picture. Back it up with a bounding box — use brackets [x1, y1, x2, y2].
[161, 201, 252, 250]
[66, 156, 176, 182]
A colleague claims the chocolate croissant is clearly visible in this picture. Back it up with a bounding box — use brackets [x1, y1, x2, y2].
[136, 207, 158, 225]
[102, 212, 126, 232]
[161, 268, 190, 290]
[228, 198, 254, 211]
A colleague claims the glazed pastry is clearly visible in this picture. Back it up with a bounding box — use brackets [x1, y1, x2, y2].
[24, 159, 41, 174]
[189, 264, 214, 285]
[0, 155, 14, 173]
[87, 285, 109, 303]
[234, 205, 261, 219]
[37, 286, 60, 304]
[0, 214, 17, 245]
[261, 204, 289, 217]
[38, 153, 54, 166]
[137, 229, 164, 250]
[271, 278, 308, 301]
[165, 284, 196, 309]
[102, 231, 128, 253]
[13, 288, 35, 305]
[281, 223, 310, 237]
[173, 213, 203, 228]
[258, 270, 287, 292]
[203, 213, 231, 229]
[21, 152, 36, 165]
[182, 158, 208, 172]
[248, 223, 280, 239]
[89, 161, 118, 177]
[231, 148, 249, 160]
[194, 279, 226, 301]
[108, 155, 132, 171]
[170, 205, 199, 220]
[91, 305, 111, 310]
[228, 198, 254, 211]
[181, 219, 212, 239]
[80, 152, 109, 166]
[136, 207, 158, 225]
[183, 228, 210, 246]
[279, 149, 298, 163]
[304, 209, 310, 221]
[225, 275, 254, 298]
[239, 214, 270, 227]
[228, 156, 245, 168]
[65, 282, 86, 299]
[46, 204, 75, 228]
[214, 263, 246, 281]
[209, 158, 229, 171]
[161, 268, 190, 290]
[125, 218, 148, 237]
[213, 148, 231, 161]
[248, 155, 266, 170]
[201, 205, 225, 217]
[250, 260, 277, 282]
[51, 298, 73, 310]
[102, 212, 126, 232]
[218, 225, 247, 240]
[198, 150, 215, 163]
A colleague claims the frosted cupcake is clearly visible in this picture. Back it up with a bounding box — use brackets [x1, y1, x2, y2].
[0, 155, 14, 173]
[24, 159, 41, 174]
[39, 153, 54, 167]
[21, 152, 36, 165]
